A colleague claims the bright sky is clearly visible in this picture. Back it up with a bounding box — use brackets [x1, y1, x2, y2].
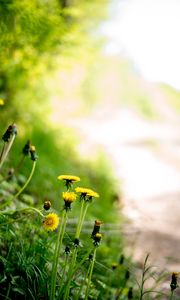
[102, 0, 180, 90]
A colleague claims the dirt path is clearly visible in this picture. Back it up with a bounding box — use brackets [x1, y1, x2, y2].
[53, 91, 180, 269]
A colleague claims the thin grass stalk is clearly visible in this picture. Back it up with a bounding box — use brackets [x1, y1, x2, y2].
[50, 210, 67, 300]
[84, 247, 97, 300]
[0, 134, 16, 170]
[14, 160, 36, 199]
[139, 254, 150, 300]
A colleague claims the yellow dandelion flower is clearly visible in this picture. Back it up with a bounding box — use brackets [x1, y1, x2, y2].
[43, 213, 59, 231]
[0, 99, 4, 105]
[58, 175, 80, 182]
[87, 190, 99, 199]
[62, 192, 77, 210]
[63, 192, 77, 203]
[75, 187, 99, 201]
[58, 175, 80, 189]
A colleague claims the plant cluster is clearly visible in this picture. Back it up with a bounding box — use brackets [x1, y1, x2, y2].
[0, 124, 179, 300]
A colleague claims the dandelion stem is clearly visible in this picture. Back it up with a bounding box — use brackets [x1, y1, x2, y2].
[14, 160, 36, 199]
[63, 201, 90, 299]
[75, 199, 85, 238]
[0, 142, 6, 165]
[57, 253, 69, 299]
[0, 134, 16, 170]
[50, 210, 67, 300]
[84, 247, 97, 300]
[170, 290, 174, 300]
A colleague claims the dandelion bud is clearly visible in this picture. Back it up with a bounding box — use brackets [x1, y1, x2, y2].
[119, 254, 125, 265]
[127, 287, 133, 299]
[112, 263, 118, 270]
[2, 124, 17, 142]
[43, 200, 51, 211]
[22, 140, 31, 156]
[65, 246, 70, 255]
[93, 233, 102, 246]
[73, 238, 80, 247]
[91, 220, 103, 238]
[170, 272, 179, 291]
[30, 145, 38, 161]
[88, 254, 93, 261]
[125, 270, 130, 280]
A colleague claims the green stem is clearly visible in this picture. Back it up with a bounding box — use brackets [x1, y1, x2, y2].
[0, 134, 16, 170]
[50, 210, 67, 300]
[0, 142, 5, 165]
[78, 202, 89, 236]
[75, 199, 85, 238]
[84, 247, 97, 300]
[63, 247, 78, 300]
[14, 160, 36, 199]
[57, 253, 69, 299]
[170, 290, 174, 300]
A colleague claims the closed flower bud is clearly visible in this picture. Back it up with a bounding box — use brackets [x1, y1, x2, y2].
[22, 140, 31, 156]
[43, 200, 51, 210]
[30, 145, 38, 161]
[170, 272, 179, 291]
[2, 124, 17, 142]
[93, 233, 102, 246]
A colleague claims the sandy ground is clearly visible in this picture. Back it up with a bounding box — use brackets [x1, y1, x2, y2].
[53, 95, 180, 270]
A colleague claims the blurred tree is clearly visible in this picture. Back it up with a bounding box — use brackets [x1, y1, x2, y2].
[0, 0, 109, 124]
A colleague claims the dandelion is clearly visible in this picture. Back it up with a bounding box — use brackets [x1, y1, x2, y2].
[91, 220, 103, 238]
[170, 272, 179, 300]
[22, 140, 31, 156]
[62, 191, 77, 210]
[112, 263, 118, 270]
[76, 187, 99, 201]
[43, 200, 51, 211]
[43, 213, 59, 231]
[58, 175, 80, 189]
[93, 233, 102, 247]
[2, 124, 17, 142]
[127, 287, 133, 299]
[170, 272, 179, 291]
[30, 145, 38, 161]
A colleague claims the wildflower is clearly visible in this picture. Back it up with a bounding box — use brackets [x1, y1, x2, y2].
[127, 287, 133, 299]
[125, 270, 130, 280]
[43, 213, 59, 232]
[93, 233, 102, 246]
[30, 145, 38, 161]
[75, 187, 99, 201]
[2, 124, 17, 142]
[65, 246, 71, 255]
[88, 253, 93, 261]
[62, 192, 77, 210]
[170, 272, 179, 291]
[43, 200, 51, 211]
[22, 140, 31, 156]
[112, 263, 118, 270]
[58, 175, 80, 189]
[73, 238, 80, 247]
[119, 254, 125, 265]
[91, 220, 103, 238]
[0, 99, 4, 105]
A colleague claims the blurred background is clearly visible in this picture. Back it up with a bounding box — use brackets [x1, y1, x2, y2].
[0, 0, 180, 268]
